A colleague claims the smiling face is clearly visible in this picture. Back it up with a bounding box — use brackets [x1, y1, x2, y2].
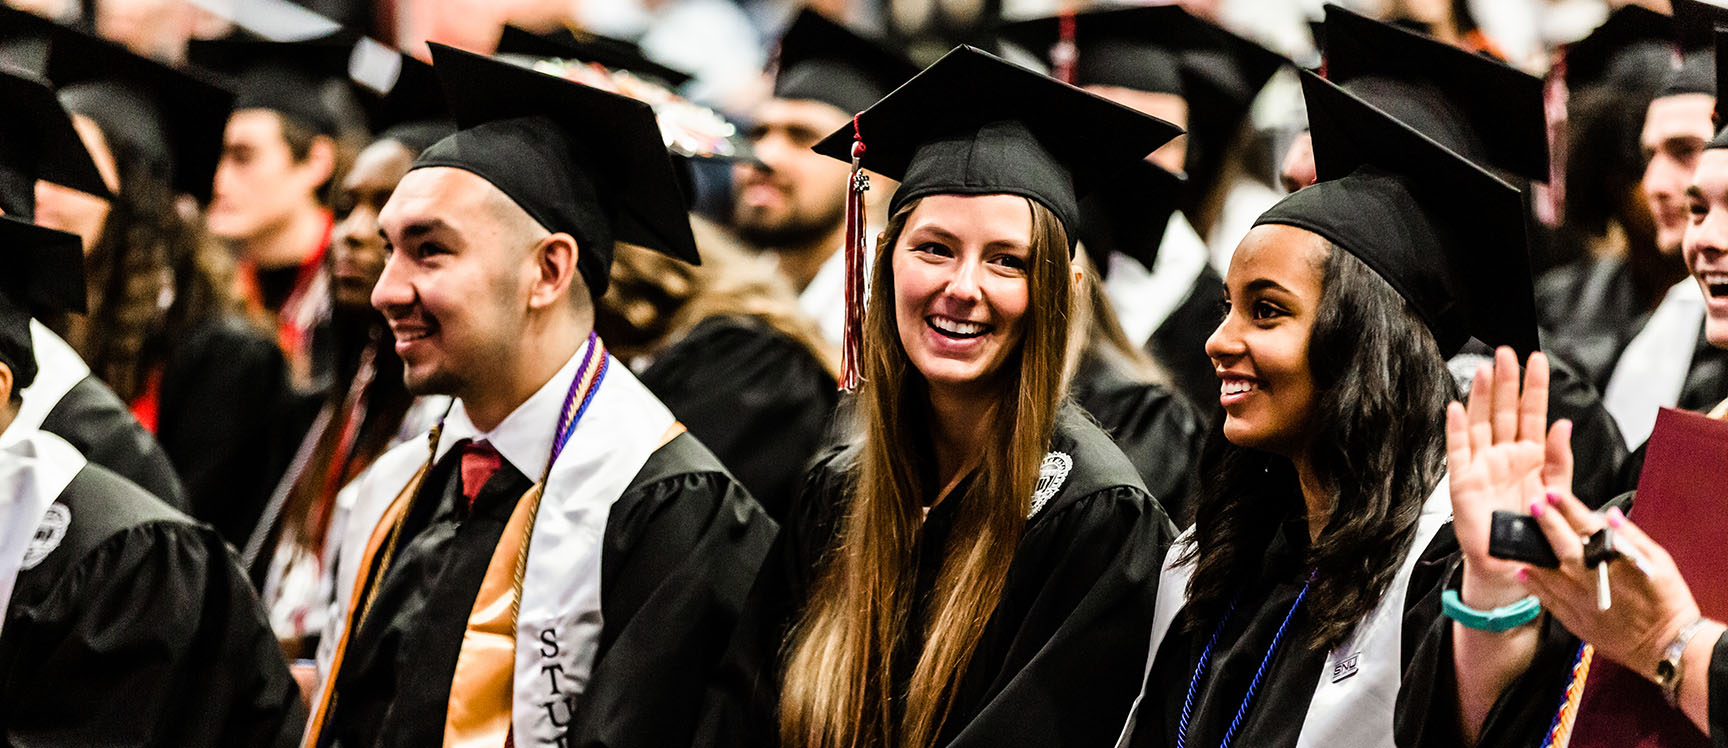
[1206, 223, 1326, 454]
[891, 194, 1035, 396]
[1684, 148, 1728, 347]
[371, 166, 547, 399]
[332, 139, 416, 312]
[1642, 93, 1716, 256]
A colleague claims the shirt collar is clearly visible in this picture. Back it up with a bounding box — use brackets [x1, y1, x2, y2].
[436, 339, 593, 481]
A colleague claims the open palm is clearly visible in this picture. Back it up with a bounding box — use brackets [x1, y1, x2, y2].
[1446, 348, 1572, 585]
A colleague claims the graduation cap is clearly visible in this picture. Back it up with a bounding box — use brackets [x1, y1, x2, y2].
[0, 4, 63, 74]
[1561, 5, 1675, 92]
[1321, 3, 1547, 183]
[496, 24, 693, 87]
[773, 9, 922, 116]
[1660, 0, 1728, 97]
[1717, 26, 1728, 141]
[43, 26, 234, 202]
[0, 66, 112, 218]
[0, 216, 84, 391]
[1256, 70, 1538, 358]
[1077, 160, 1186, 274]
[811, 45, 1183, 249]
[347, 37, 447, 134]
[414, 42, 698, 300]
[186, 32, 356, 136]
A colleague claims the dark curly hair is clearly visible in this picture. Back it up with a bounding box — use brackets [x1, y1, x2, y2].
[1179, 242, 1456, 652]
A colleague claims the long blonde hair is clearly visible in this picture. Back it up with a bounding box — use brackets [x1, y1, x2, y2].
[779, 195, 1073, 748]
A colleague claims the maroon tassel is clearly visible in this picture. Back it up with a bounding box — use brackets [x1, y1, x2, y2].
[840, 114, 869, 392]
[1051, 9, 1078, 85]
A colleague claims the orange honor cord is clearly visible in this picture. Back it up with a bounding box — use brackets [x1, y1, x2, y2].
[840, 113, 870, 392]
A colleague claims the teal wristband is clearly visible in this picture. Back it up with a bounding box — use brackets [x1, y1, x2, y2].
[1441, 589, 1542, 633]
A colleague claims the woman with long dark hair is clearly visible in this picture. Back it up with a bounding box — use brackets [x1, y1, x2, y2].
[700, 46, 1181, 748]
[1120, 73, 1584, 748]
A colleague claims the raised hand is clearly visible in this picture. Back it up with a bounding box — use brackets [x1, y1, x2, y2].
[1445, 347, 1567, 607]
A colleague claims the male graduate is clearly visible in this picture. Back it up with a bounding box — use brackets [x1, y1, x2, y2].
[996, 4, 1286, 416]
[306, 44, 776, 748]
[0, 215, 304, 746]
[1597, 0, 1728, 450]
[732, 9, 918, 347]
[0, 63, 187, 508]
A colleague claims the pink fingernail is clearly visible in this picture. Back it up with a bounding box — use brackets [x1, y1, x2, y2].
[1515, 568, 1530, 582]
[1608, 506, 1625, 527]
[1547, 491, 1562, 506]
[1530, 501, 1544, 518]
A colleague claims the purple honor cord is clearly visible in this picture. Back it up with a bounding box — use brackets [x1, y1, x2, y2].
[1177, 576, 1313, 748]
[546, 331, 609, 473]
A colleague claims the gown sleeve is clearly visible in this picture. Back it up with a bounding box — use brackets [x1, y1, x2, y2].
[2, 519, 305, 747]
[39, 375, 188, 510]
[941, 485, 1174, 747]
[564, 450, 779, 748]
[1394, 524, 1584, 748]
[1709, 630, 1728, 747]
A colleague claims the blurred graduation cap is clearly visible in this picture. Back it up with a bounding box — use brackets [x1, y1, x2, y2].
[811, 45, 1183, 250]
[1717, 26, 1728, 140]
[1561, 5, 1675, 92]
[1662, 0, 1728, 97]
[0, 67, 112, 218]
[186, 32, 357, 136]
[415, 42, 698, 300]
[1077, 160, 1187, 273]
[0, 216, 85, 390]
[43, 25, 234, 202]
[0, 4, 64, 74]
[773, 8, 922, 116]
[997, 5, 1284, 215]
[348, 37, 447, 134]
[1257, 70, 1538, 357]
[496, 24, 693, 87]
[1322, 3, 1547, 182]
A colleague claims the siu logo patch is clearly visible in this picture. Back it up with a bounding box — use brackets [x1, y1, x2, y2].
[22, 504, 70, 570]
[1029, 452, 1072, 519]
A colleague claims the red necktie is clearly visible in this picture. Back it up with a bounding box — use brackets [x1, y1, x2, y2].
[459, 440, 503, 510]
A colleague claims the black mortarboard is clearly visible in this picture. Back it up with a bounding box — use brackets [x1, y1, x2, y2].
[44, 26, 233, 202]
[1561, 5, 1675, 91]
[1660, 0, 1728, 97]
[0, 215, 84, 390]
[995, 6, 1196, 94]
[811, 45, 1182, 250]
[348, 38, 447, 134]
[186, 32, 355, 136]
[0, 4, 60, 74]
[1256, 71, 1538, 357]
[1077, 159, 1186, 273]
[414, 42, 698, 300]
[0, 66, 111, 218]
[1709, 25, 1728, 148]
[495, 25, 693, 87]
[773, 9, 921, 116]
[1322, 4, 1547, 182]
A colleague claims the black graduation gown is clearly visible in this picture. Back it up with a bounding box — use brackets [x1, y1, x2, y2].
[1535, 255, 1643, 388]
[318, 431, 776, 748]
[1128, 518, 1581, 748]
[699, 404, 1176, 747]
[39, 374, 187, 510]
[1709, 632, 1728, 747]
[1070, 350, 1204, 526]
[156, 315, 304, 546]
[1546, 356, 1628, 510]
[0, 460, 305, 746]
[1147, 266, 1226, 424]
[636, 315, 839, 523]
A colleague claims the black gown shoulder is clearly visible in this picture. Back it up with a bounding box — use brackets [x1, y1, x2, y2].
[39, 374, 187, 510]
[571, 430, 778, 748]
[1070, 351, 1204, 525]
[1535, 255, 1642, 388]
[157, 314, 303, 545]
[0, 460, 305, 747]
[637, 314, 839, 523]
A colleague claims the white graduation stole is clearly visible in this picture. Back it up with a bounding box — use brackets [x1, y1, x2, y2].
[0, 430, 85, 637]
[1116, 479, 1451, 748]
[13, 322, 90, 436]
[1603, 280, 1704, 448]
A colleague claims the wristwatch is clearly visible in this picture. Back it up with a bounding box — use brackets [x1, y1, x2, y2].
[1655, 618, 1708, 707]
